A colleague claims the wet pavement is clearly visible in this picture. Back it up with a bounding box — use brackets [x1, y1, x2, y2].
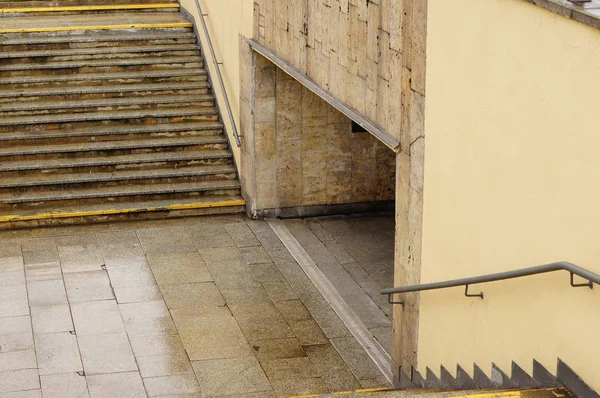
[0, 214, 394, 397]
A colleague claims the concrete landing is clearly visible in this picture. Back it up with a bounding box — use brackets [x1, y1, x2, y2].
[0, 215, 391, 397]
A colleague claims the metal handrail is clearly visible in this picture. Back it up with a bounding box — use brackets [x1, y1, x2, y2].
[381, 261, 599, 305]
[191, 0, 241, 147]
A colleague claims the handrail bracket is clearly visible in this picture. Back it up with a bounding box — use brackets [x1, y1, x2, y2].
[570, 272, 593, 289]
[465, 284, 484, 299]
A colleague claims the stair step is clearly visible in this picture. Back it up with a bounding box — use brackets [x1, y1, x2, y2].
[0, 180, 241, 204]
[0, 150, 232, 173]
[0, 94, 213, 113]
[0, 194, 245, 224]
[0, 164, 237, 189]
[0, 3, 180, 14]
[0, 82, 209, 99]
[0, 136, 226, 157]
[0, 30, 194, 46]
[0, 107, 217, 127]
[0, 55, 202, 71]
[0, 121, 223, 142]
[0, 69, 206, 85]
[0, 43, 198, 59]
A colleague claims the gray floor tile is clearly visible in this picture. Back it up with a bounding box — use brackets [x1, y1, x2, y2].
[136, 353, 194, 378]
[228, 301, 295, 341]
[160, 282, 225, 310]
[58, 245, 104, 274]
[0, 369, 40, 394]
[269, 377, 328, 397]
[340, 294, 391, 329]
[330, 337, 385, 380]
[129, 334, 187, 358]
[35, 332, 83, 376]
[250, 338, 306, 361]
[186, 223, 236, 249]
[304, 343, 361, 391]
[119, 300, 177, 337]
[239, 246, 272, 265]
[224, 223, 260, 247]
[142, 374, 201, 397]
[27, 280, 67, 307]
[146, 252, 211, 285]
[192, 356, 271, 397]
[113, 285, 162, 304]
[78, 333, 137, 375]
[170, 307, 253, 361]
[71, 300, 125, 336]
[31, 304, 74, 334]
[260, 357, 320, 381]
[63, 271, 114, 303]
[136, 227, 196, 254]
[104, 256, 156, 289]
[40, 372, 89, 398]
[0, 349, 37, 372]
[86, 372, 145, 398]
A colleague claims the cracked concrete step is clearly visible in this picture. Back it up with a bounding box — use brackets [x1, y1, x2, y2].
[0, 149, 233, 174]
[0, 194, 245, 227]
[0, 107, 218, 130]
[0, 121, 223, 143]
[0, 164, 237, 190]
[0, 43, 199, 59]
[0, 29, 193, 47]
[0, 55, 203, 72]
[0, 94, 214, 114]
[0, 136, 227, 159]
[0, 179, 241, 205]
[0, 68, 206, 85]
[0, 81, 209, 99]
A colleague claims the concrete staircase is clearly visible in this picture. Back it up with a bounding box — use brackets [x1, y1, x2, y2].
[0, 0, 244, 227]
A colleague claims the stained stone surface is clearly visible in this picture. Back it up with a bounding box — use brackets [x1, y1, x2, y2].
[0, 214, 393, 397]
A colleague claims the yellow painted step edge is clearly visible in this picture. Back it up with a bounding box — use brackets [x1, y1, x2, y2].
[0, 22, 193, 34]
[290, 388, 389, 398]
[289, 387, 570, 398]
[0, 199, 246, 223]
[0, 4, 179, 13]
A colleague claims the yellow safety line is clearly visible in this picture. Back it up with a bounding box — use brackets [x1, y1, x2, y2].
[290, 387, 389, 398]
[0, 199, 246, 223]
[0, 4, 179, 13]
[0, 22, 193, 34]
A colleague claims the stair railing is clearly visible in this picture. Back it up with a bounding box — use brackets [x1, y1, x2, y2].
[381, 261, 600, 304]
[190, 0, 241, 147]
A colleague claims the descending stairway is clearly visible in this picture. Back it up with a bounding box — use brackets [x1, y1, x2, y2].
[0, 1, 245, 226]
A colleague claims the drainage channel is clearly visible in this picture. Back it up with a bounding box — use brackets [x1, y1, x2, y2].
[267, 218, 394, 386]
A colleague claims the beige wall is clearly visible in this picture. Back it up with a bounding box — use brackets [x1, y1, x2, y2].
[420, 0, 600, 388]
[242, 54, 396, 215]
[178, 0, 254, 165]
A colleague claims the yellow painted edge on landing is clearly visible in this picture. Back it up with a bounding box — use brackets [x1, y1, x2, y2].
[0, 22, 192, 34]
[0, 4, 179, 13]
[0, 199, 246, 223]
[289, 388, 569, 398]
[289, 388, 389, 398]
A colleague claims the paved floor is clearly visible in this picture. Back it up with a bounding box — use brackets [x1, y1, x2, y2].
[0, 214, 394, 397]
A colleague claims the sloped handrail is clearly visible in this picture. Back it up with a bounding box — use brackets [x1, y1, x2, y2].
[381, 261, 599, 304]
[190, 0, 241, 147]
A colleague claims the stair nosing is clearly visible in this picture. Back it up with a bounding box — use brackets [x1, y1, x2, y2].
[0, 68, 206, 85]
[0, 164, 238, 188]
[0, 31, 195, 46]
[0, 121, 224, 141]
[0, 107, 218, 126]
[0, 94, 214, 112]
[0, 150, 233, 172]
[0, 81, 210, 99]
[0, 180, 241, 204]
[0, 43, 199, 59]
[0, 136, 227, 157]
[0, 55, 203, 71]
